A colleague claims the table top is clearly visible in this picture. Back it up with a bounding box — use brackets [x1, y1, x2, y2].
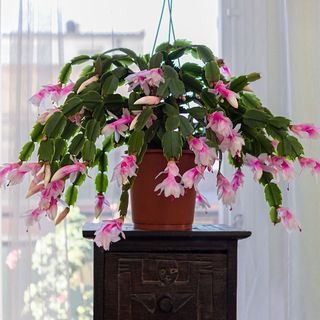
[82, 223, 251, 240]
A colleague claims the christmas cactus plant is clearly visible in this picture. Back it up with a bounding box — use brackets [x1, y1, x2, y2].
[1, 39, 316, 250]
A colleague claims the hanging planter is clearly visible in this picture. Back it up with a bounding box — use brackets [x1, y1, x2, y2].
[2, 38, 318, 250]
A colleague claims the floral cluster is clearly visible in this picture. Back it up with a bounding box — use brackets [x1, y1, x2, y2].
[2, 41, 319, 250]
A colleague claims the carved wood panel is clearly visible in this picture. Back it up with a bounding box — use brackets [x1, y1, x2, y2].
[104, 253, 228, 320]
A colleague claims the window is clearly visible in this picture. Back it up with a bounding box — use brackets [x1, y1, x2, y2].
[1, 1, 220, 318]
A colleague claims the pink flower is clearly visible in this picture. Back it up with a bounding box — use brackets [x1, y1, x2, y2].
[182, 166, 205, 189]
[290, 124, 320, 139]
[19, 162, 42, 175]
[30, 83, 74, 108]
[154, 161, 185, 198]
[232, 169, 244, 191]
[125, 68, 164, 95]
[25, 208, 44, 228]
[298, 157, 320, 179]
[47, 198, 58, 220]
[277, 207, 302, 232]
[94, 218, 125, 251]
[217, 173, 236, 206]
[206, 111, 233, 137]
[39, 180, 65, 210]
[268, 156, 294, 181]
[51, 162, 86, 182]
[6, 249, 21, 270]
[112, 155, 138, 186]
[0, 163, 21, 187]
[219, 124, 245, 157]
[196, 192, 210, 213]
[43, 83, 74, 105]
[312, 161, 320, 177]
[95, 193, 110, 218]
[209, 80, 240, 108]
[147, 68, 165, 87]
[299, 157, 316, 169]
[244, 154, 268, 181]
[101, 109, 134, 142]
[134, 96, 161, 105]
[29, 88, 51, 108]
[7, 162, 42, 186]
[188, 137, 218, 169]
[68, 107, 85, 125]
[37, 108, 61, 125]
[220, 65, 232, 78]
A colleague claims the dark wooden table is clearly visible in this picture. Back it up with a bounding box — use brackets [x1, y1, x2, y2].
[83, 224, 251, 320]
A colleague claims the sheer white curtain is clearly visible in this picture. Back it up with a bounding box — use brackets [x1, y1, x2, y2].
[0, 1, 221, 319]
[1, 1, 94, 319]
[220, 0, 320, 319]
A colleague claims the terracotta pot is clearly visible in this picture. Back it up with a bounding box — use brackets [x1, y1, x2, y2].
[130, 149, 196, 230]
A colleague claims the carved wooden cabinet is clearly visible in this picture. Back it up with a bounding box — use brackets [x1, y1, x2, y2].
[83, 224, 251, 320]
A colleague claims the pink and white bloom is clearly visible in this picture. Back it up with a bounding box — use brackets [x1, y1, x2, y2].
[206, 111, 233, 137]
[0, 163, 21, 187]
[277, 207, 302, 232]
[47, 198, 58, 220]
[209, 80, 240, 108]
[30, 83, 74, 108]
[134, 96, 161, 105]
[39, 180, 65, 210]
[68, 107, 85, 125]
[125, 68, 164, 95]
[219, 124, 245, 157]
[290, 124, 320, 139]
[154, 161, 185, 198]
[268, 156, 294, 181]
[232, 169, 244, 192]
[7, 162, 42, 186]
[196, 192, 210, 213]
[182, 166, 205, 189]
[95, 193, 110, 218]
[29, 88, 52, 109]
[51, 162, 86, 182]
[112, 155, 138, 186]
[25, 208, 44, 228]
[299, 157, 316, 170]
[19, 162, 42, 175]
[94, 218, 125, 251]
[217, 173, 236, 206]
[298, 157, 320, 179]
[37, 108, 61, 125]
[44, 83, 74, 105]
[312, 161, 320, 177]
[220, 65, 232, 78]
[101, 109, 134, 142]
[244, 154, 268, 181]
[147, 68, 165, 87]
[77, 75, 99, 94]
[188, 137, 218, 169]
